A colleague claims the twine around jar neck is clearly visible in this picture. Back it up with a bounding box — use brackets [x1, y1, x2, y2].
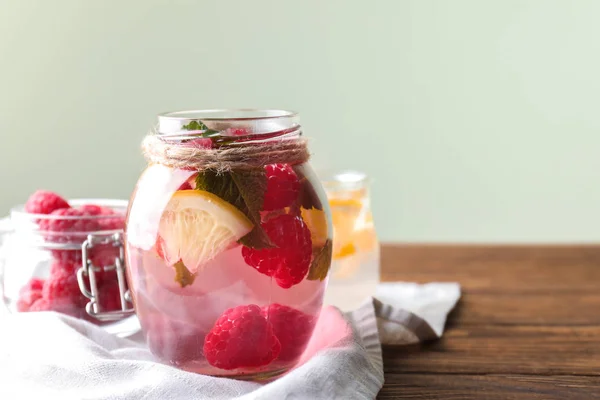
[141, 134, 310, 173]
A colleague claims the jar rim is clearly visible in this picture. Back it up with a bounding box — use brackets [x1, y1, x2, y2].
[158, 109, 298, 122]
[10, 198, 128, 221]
[155, 109, 301, 140]
[320, 170, 370, 191]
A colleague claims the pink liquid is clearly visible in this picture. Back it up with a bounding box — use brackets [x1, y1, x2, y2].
[125, 163, 330, 378]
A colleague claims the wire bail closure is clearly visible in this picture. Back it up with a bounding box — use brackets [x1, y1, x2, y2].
[76, 232, 135, 321]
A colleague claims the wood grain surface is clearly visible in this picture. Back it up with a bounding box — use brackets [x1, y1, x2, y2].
[378, 244, 600, 399]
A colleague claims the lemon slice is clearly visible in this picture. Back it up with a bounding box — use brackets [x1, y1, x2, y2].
[158, 190, 253, 273]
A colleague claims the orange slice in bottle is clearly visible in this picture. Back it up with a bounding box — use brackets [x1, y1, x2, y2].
[300, 207, 329, 248]
[329, 198, 362, 259]
[157, 190, 253, 273]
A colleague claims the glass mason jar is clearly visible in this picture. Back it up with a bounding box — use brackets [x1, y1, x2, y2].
[321, 171, 380, 311]
[1, 199, 135, 333]
[125, 109, 332, 379]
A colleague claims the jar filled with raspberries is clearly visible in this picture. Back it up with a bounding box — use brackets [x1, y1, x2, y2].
[1, 190, 134, 327]
[126, 109, 332, 379]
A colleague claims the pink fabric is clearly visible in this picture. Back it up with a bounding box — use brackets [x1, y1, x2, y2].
[297, 306, 354, 365]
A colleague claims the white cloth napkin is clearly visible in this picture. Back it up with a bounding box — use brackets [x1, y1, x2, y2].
[0, 282, 460, 400]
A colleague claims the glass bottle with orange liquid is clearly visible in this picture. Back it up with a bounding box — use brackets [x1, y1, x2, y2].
[319, 170, 380, 311]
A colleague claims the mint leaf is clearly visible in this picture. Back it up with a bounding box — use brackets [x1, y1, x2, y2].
[231, 170, 275, 249]
[292, 165, 323, 211]
[182, 120, 220, 137]
[307, 239, 332, 281]
[196, 171, 246, 212]
[195, 169, 275, 249]
[174, 260, 196, 288]
[230, 171, 266, 228]
[182, 120, 204, 130]
[296, 175, 323, 211]
[237, 227, 274, 249]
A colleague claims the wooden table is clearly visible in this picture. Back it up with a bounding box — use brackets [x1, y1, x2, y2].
[378, 244, 600, 399]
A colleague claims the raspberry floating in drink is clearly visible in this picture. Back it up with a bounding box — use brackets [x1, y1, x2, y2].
[203, 304, 281, 370]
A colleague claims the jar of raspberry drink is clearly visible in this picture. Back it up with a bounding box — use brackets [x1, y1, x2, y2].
[126, 109, 332, 379]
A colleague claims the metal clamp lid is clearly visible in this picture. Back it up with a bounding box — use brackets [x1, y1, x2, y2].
[76, 232, 135, 321]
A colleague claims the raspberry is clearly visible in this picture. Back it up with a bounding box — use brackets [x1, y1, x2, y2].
[24, 190, 70, 215]
[263, 164, 300, 211]
[92, 267, 118, 289]
[98, 215, 125, 231]
[78, 204, 113, 215]
[203, 304, 281, 370]
[39, 207, 102, 237]
[49, 259, 78, 275]
[242, 214, 312, 288]
[224, 127, 251, 136]
[155, 235, 167, 260]
[47, 254, 116, 302]
[16, 278, 45, 312]
[29, 298, 51, 312]
[79, 217, 122, 272]
[21, 277, 45, 293]
[78, 204, 125, 231]
[97, 281, 122, 311]
[178, 181, 193, 190]
[39, 208, 102, 264]
[44, 210, 123, 268]
[90, 243, 120, 267]
[262, 304, 316, 361]
[42, 267, 86, 317]
[48, 259, 111, 303]
[178, 174, 198, 191]
[185, 137, 212, 149]
[50, 249, 82, 265]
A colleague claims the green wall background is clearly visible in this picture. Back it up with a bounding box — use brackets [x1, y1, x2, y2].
[1, 0, 599, 242]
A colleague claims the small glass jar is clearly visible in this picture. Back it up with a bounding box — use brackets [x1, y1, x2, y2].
[320, 170, 380, 311]
[125, 109, 332, 379]
[1, 199, 135, 333]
